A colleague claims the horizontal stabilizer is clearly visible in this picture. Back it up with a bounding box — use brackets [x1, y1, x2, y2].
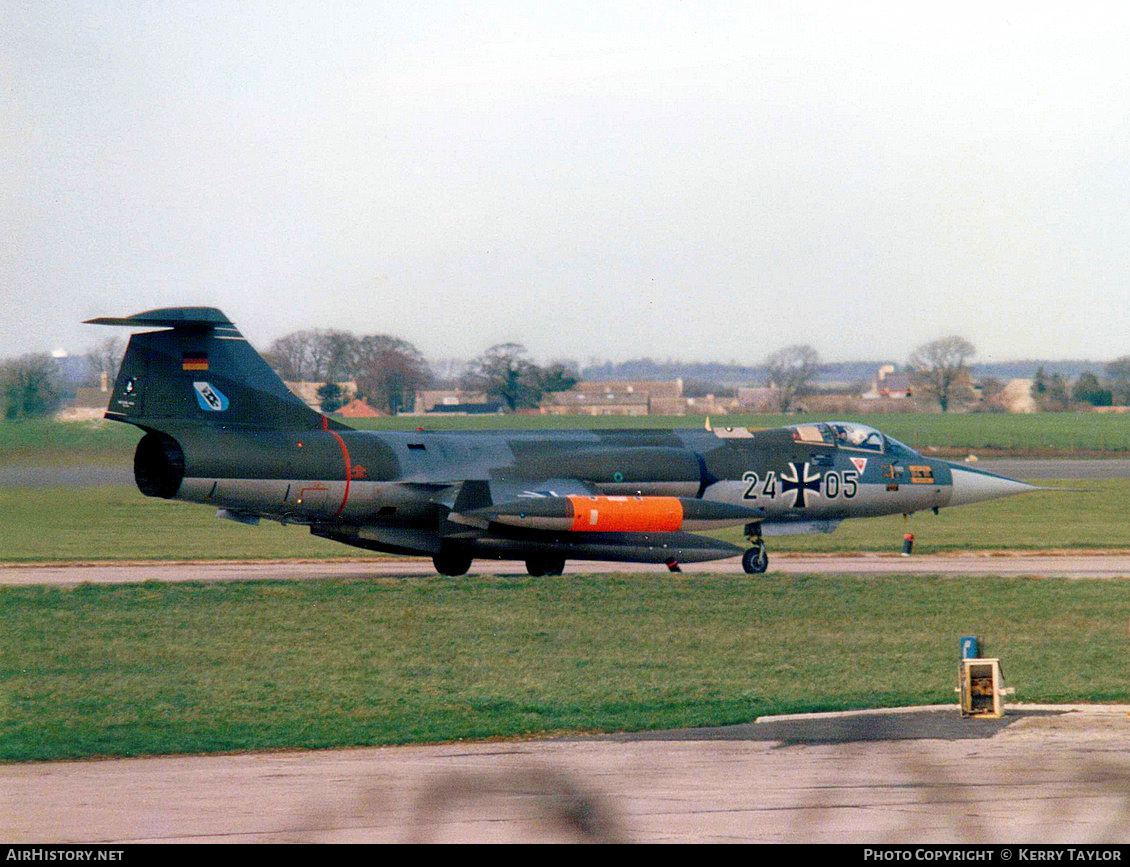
[85, 307, 234, 329]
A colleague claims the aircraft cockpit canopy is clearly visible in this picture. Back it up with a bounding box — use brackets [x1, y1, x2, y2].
[827, 421, 885, 452]
[788, 424, 834, 446]
[785, 421, 917, 456]
[881, 433, 920, 459]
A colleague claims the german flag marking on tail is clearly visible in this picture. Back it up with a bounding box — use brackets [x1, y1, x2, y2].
[182, 353, 209, 371]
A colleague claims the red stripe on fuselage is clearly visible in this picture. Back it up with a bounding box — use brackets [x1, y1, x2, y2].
[328, 429, 351, 518]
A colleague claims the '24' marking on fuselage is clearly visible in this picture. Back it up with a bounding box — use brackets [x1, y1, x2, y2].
[741, 469, 858, 504]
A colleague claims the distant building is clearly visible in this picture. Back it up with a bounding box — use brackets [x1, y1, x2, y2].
[737, 386, 778, 412]
[336, 397, 382, 418]
[543, 390, 650, 416]
[862, 366, 912, 400]
[650, 394, 741, 416]
[55, 384, 110, 422]
[999, 379, 1037, 413]
[540, 380, 684, 416]
[413, 389, 497, 415]
[426, 400, 504, 415]
[590, 380, 684, 400]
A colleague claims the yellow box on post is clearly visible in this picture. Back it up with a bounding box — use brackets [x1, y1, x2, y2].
[958, 658, 1012, 718]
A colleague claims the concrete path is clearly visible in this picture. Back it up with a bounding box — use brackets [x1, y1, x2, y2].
[3, 705, 1129, 843]
[4, 553, 1130, 586]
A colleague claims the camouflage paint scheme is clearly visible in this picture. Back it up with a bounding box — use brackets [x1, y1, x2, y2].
[90, 308, 1034, 575]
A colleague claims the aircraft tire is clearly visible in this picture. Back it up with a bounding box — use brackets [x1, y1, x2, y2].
[433, 551, 473, 576]
[741, 546, 769, 575]
[526, 557, 566, 577]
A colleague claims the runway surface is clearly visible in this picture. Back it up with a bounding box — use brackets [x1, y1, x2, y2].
[973, 458, 1130, 478]
[4, 552, 1130, 586]
[4, 705, 1129, 843]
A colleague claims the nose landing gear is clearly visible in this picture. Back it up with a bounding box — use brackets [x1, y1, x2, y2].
[741, 522, 768, 574]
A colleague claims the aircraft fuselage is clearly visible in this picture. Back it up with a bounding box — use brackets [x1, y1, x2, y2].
[138, 421, 1028, 567]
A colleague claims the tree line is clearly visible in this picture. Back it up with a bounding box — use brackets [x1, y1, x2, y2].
[761, 338, 978, 413]
[262, 329, 429, 414]
[3, 329, 1130, 419]
[762, 337, 1130, 413]
[261, 329, 578, 414]
[1, 337, 124, 421]
[903, 337, 1130, 412]
[1031, 362, 1130, 410]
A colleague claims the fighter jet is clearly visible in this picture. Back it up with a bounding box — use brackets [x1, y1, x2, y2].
[88, 307, 1037, 575]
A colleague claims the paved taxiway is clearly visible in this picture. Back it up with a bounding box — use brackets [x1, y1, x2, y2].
[4, 552, 1130, 586]
[4, 705, 1129, 843]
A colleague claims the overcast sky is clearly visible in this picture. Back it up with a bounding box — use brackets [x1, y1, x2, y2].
[3, 1, 1129, 366]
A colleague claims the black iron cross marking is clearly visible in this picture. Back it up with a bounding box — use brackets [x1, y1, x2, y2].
[781, 461, 822, 508]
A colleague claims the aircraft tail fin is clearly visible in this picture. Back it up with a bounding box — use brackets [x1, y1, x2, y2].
[86, 307, 349, 432]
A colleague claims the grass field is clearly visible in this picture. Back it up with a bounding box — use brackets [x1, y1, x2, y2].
[0, 486, 371, 562]
[3, 573, 1128, 762]
[3, 412, 1130, 466]
[0, 479, 1121, 562]
[0, 420, 142, 466]
[4, 416, 1126, 766]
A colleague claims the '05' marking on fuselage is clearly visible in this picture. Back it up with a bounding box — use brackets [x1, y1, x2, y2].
[742, 467, 858, 506]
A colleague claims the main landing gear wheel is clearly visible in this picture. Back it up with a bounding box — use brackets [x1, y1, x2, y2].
[433, 551, 473, 576]
[741, 546, 769, 574]
[525, 557, 566, 577]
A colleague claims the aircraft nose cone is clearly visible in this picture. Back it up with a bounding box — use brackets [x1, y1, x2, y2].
[947, 466, 1038, 507]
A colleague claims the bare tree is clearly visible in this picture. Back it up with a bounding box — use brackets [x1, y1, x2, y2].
[310, 330, 359, 382]
[354, 335, 431, 415]
[85, 336, 124, 385]
[264, 329, 361, 382]
[462, 343, 544, 412]
[764, 345, 821, 412]
[429, 358, 466, 388]
[263, 331, 317, 381]
[909, 336, 976, 412]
